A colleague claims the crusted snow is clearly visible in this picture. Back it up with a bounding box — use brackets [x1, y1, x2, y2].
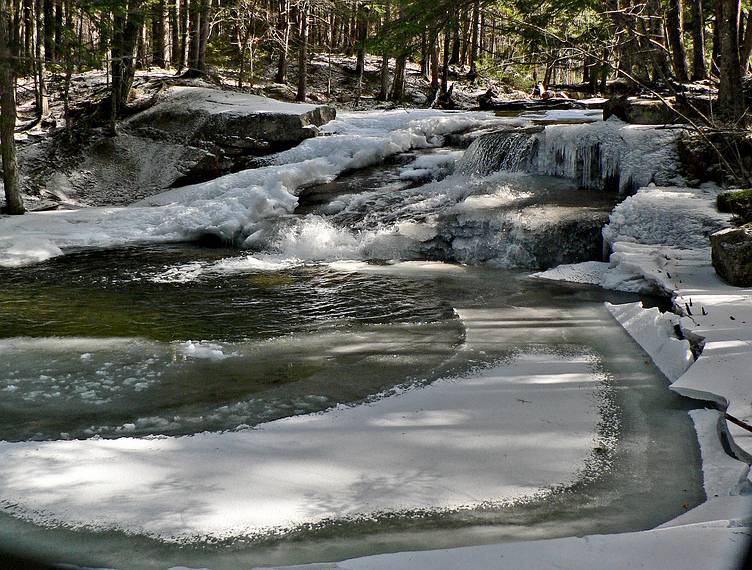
[129, 85, 325, 116]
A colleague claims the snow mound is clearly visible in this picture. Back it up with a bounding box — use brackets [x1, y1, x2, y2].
[603, 185, 730, 248]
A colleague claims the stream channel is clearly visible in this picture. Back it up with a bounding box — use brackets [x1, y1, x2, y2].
[0, 111, 704, 569]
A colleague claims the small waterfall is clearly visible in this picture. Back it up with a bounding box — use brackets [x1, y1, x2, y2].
[457, 132, 539, 176]
[535, 119, 683, 192]
[456, 120, 683, 193]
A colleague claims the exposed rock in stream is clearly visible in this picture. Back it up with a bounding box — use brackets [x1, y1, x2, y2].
[17, 86, 336, 208]
[711, 224, 752, 286]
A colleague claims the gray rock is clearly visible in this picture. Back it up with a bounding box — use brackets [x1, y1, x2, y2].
[126, 86, 336, 152]
[603, 96, 683, 124]
[711, 224, 752, 286]
[20, 87, 337, 207]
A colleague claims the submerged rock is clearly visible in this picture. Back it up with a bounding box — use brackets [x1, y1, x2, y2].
[711, 224, 752, 287]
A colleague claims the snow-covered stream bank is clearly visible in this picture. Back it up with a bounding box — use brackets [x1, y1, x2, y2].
[0, 107, 749, 568]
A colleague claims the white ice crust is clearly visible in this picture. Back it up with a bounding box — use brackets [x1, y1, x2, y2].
[0, 351, 602, 540]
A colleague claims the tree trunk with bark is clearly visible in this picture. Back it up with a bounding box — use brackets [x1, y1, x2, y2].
[378, 0, 390, 100]
[151, 0, 165, 67]
[468, 0, 479, 80]
[196, 0, 210, 71]
[390, 52, 406, 101]
[666, 0, 689, 81]
[178, 0, 188, 70]
[34, 0, 49, 117]
[43, 0, 53, 60]
[718, 0, 744, 120]
[111, 0, 144, 120]
[689, 0, 707, 79]
[296, 2, 308, 101]
[274, 0, 290, 83]
[0, 0, 24, 214]
[441, 22, 450, 95]
[186, 0, 199, 69]
[740, 9, 752, 73]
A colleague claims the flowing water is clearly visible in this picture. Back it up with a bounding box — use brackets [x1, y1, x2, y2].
[0, 112, 704, 569]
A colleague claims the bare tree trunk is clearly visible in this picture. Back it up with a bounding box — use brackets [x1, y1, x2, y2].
[186, 0, 199, 69]
[53, 0, 61, 59]
[43, 0, 53, 60]
[178, 0, 188, 70]
[151, 0, 165, 67]
[274, 0, 290, 83]
[666, 0, 689, 81]
[169, 0, 179, 66]
[712, 0, 721, 75]
[740, 9, 752, 73]
[296, 2, 308, 101]
[419, 29, 428, 78]
[430, 30, 439, 89]
[378, 0, 390, 100]
[390, 53, 406, 101]
[718, 0, 744, 120]
[34, 0, 48, 117]
[62, 0, 73, 140]
[354, 3, 367, 106]
[449, 12, 459, 64]
[468, 0, 479, 80]
[196, 0, 209, 71]
[111, 0, 143, 119]
[441, 23, 450, 95]
[22, 0, 31, 70]
[0, 0, 24, 214]
[689, 0, 707, 79]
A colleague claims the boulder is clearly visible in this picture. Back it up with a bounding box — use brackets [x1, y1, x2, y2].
[19, 86, 337, 207]
[126, 86, 336, 152]
[603, 96, 683, 124]
[711, 224, 752, 286]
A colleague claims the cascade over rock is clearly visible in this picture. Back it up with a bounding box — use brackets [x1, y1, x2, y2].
[454, 119, 683, 193]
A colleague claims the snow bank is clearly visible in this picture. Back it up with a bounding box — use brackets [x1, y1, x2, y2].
[533, 181, 752, 567]
[606, 302, 694, 382]
[537, 183, 752, 455]
[260, 524, 748, 570]
[0, 350, 604, 541]
[603, 185, 730, 248]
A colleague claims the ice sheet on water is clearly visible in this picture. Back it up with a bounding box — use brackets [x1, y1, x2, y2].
[399, 149, 463, 181]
